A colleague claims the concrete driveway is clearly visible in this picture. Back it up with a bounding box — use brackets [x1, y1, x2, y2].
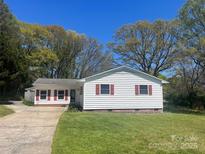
[0, 102, 64, 154]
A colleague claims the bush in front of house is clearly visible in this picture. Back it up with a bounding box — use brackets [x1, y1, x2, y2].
[67, 103, 82, 112]
[22, 99, 34, 106]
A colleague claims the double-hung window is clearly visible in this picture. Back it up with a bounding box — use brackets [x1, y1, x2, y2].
[40, 90, 47, 100]
[58, 90, 65, 100]
[101, 84, 110, 94]
[140, 85, 148, 95]
[80, 86, 83, 95]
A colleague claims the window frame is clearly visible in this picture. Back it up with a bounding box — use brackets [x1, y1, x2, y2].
[80, 86, 83, 95]
[100, 84, 110, 95]
[40, 90, 47, 100]
[139, 85, 148, 95]
[58, 90, 65, 100]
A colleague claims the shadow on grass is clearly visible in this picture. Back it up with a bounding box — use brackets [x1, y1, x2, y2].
[0, 95, 21, 101]
[164, 104, 205, 116]
[0, 95, 22, 105]
[0, 101, 14, 105]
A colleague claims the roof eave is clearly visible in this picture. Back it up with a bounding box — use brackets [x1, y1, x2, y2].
[83, 66, 169, 83]
[161, 80, 169, 84]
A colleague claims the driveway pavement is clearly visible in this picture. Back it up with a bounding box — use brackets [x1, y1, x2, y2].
[0, 101, 64, 154]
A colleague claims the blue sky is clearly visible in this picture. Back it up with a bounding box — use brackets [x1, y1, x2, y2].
[6, 0, 185, 45]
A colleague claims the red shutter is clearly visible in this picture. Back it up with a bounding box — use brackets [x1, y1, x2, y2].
[111, 84, 114, 95]
[36, 90, 39, 101]
[65, 89, 68, 100]
[48, 90, 51, 101]
[54, 90, 57, 101]
[96, 84, 100, 95]
[149, 85, 152, 95]
[135, 85, 139, 95]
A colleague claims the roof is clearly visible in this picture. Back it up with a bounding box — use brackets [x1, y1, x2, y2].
[33, 66, 168, 85]
[83, 66, 168, 84]
[33, 78, 83, 86]
[25, 87, 35, 91]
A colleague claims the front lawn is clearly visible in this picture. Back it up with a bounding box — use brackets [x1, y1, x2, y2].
[0, 105, 14, 117]
[52, 112, 205, 154]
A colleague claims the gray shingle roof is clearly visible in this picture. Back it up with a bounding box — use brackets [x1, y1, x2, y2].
[33, 78, 83, 85]
[33, 66, 168, 85]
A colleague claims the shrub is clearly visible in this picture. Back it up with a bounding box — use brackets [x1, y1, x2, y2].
[166, 93, 205, 110]
[22, 99, 34, 106]
[67, 103, 82, 112]
[166, 93, 191, 107]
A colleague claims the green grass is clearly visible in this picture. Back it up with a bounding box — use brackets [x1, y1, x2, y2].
[52, 112, 205, 154]
[0, 105, 14, 117]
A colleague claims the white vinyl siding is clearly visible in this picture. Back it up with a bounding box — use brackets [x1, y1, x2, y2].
[83, 71, 163, 110]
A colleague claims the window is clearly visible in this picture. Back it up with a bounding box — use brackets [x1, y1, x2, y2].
[140, 85, 148, 94]
[58, 90, 64, 100]
[40, 90, 47, 100]
[80, 86, 83, 95]
[101, 84, 110, 94]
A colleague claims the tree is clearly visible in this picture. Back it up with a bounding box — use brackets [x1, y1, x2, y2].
[109, 20, 178, 77]
[176, 52, 204, 95]
[167, 57, 205, 109]
[178, 0, 205, 95]
[19, 22, 112, 80]
[19, 24, 84, 79]
[75, 37, 112, 78]
[179, 0, 205, 68]
[46, 26, 84, 78]
[0, 0, 26, 95]
[28, 48, 59, 78]
[19, 22, 59, 81]
[167, 0, 205, 109]
[19, 22, 53, 54]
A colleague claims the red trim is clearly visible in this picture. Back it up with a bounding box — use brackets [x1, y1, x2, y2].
[54, 90, 57, 101]
[111, 84, 114, 95]
[36, 90, 39, 101]
[48, 90, 51, 101]
[65, 89, 68, 100]
[135, 85, 139, 95]
[36, 96, 39, 101]
[149, 85, 152, 95]
[96, 84, 100, 95]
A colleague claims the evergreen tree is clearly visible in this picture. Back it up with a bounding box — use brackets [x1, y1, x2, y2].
[0, 0, 26, 96]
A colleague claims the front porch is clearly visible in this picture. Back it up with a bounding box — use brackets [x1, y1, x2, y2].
[25, 78, 84, 106]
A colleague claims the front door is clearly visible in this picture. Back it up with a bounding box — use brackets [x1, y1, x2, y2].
[70, 89, 76, 103]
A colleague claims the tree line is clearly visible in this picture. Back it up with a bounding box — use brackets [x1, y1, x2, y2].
[109, 0, 205, 109]
[0, 0, 205, 109]
[0, 0, 112, 96]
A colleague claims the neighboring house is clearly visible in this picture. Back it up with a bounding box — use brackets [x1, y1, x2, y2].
[25, 66, 168, 112]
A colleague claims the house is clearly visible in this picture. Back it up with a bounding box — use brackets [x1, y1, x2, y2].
[25, 66, 168, 112]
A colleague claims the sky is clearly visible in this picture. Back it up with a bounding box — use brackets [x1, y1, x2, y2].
[5, 0, 186, 46]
